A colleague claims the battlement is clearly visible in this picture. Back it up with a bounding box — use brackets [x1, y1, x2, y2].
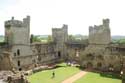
[5, 16, 30, 28]
[89, 19, 110, 35]
[62, 24, 68, 29]
[5, 19, 23, 28]
[89, 19, 111, 44]
[4, 16, 30, 45]
[52, 28, 62, 31]
[103, 18, 109, 24]
[52, 24, 68, 31]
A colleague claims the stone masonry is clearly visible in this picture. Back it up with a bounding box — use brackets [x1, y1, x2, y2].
[0, 16, 125, 73]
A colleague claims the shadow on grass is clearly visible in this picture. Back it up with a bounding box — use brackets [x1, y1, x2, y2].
[76, 66, 86, 70]
[53, 65, 67, 69]
[99, 72, 121, 80]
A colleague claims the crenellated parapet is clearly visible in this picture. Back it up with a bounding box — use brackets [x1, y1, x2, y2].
[5, 19, 23, 28]
[89, 19, 111, 44]
[89, 19, 109, 35]
[5, 16, 30, 28]
[103, 18, 110, 27]
[4, 16, 30, 45]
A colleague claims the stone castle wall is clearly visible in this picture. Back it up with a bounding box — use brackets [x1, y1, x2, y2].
[0, 52, 13, 70]
[0, 16, 124, 72]
[1, 16, 68, 70]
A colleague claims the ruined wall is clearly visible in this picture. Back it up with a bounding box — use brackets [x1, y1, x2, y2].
[89, 19, 111, 44]
[2, 16, 67, 70]
[0, 52, 13, 70]
[66, 41, 87, 62]
[79, 44, 121, 71]
[31, 43, 59, 64]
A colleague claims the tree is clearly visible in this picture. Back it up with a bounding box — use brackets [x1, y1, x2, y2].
[47, 35, 53, 43]
[68, 35, 75, 40]
[30, 34, 41, 43]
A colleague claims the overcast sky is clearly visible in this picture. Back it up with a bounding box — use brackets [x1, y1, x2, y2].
[0, 0, 125, 35]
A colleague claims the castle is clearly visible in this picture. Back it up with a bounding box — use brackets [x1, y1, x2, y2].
[0, 16, 125, 73]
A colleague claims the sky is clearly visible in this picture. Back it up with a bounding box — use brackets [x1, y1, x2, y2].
[0, 0, 125, 36]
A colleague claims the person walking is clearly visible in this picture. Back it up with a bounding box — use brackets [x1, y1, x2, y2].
[52, 71, 55, 78]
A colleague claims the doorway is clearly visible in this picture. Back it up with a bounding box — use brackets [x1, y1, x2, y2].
[58, 51, 61, 58]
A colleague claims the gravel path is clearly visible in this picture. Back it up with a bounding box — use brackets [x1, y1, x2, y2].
[62, 71, 87, 83]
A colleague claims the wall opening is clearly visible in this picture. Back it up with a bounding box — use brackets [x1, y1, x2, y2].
[14, 53, 16, 56]
[19, 68, 22, 71]
[17, 60, 20, 66]
[17, 49, 20, 56]
[58, 51, 61, 58]
[97, 62, 102, 68]
[108, 64, 114, 71]
[86, 53, 94, 60]
[75, 50, 80, 57]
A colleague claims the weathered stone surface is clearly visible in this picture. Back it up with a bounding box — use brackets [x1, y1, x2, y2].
[89, 19, 111, 44]
[0, 16, 125, 73]
[0, 52, 13, 70]
[2, 16, 68, 70]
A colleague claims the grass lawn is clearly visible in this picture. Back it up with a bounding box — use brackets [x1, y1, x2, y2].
[74, 72, 121, 83]
[27, 63, 80, 83]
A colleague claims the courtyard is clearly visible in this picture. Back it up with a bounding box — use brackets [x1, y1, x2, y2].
[27, 63, 121, 83]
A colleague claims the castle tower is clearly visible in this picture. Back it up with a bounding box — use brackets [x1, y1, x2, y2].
[52, 24, 68, 59]
[62, 24, 68, 42]
[88, 19, 111, 44]
[5, 16, 30, 45]
[4, 16, 33, 69]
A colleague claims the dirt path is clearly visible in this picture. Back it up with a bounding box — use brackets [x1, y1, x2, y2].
[61, 71, 87, 83]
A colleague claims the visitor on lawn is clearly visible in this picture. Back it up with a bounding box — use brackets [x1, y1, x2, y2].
[52, 71, 55, 78]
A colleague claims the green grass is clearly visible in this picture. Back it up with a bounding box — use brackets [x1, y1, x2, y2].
[74, 72, 121, 83]
[28, 63, 80, 83]
[28, 63, 121, 83]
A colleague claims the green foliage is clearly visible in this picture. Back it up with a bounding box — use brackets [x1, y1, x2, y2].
[31, 35, 54, 43]
[47, 35, 53, 43]
[68, 35, 76, 40]
[32, 35, 41, 42]
[112, 39, 125, 44]
[0, 36, 4, 42]
[31, 35, 41, 42]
